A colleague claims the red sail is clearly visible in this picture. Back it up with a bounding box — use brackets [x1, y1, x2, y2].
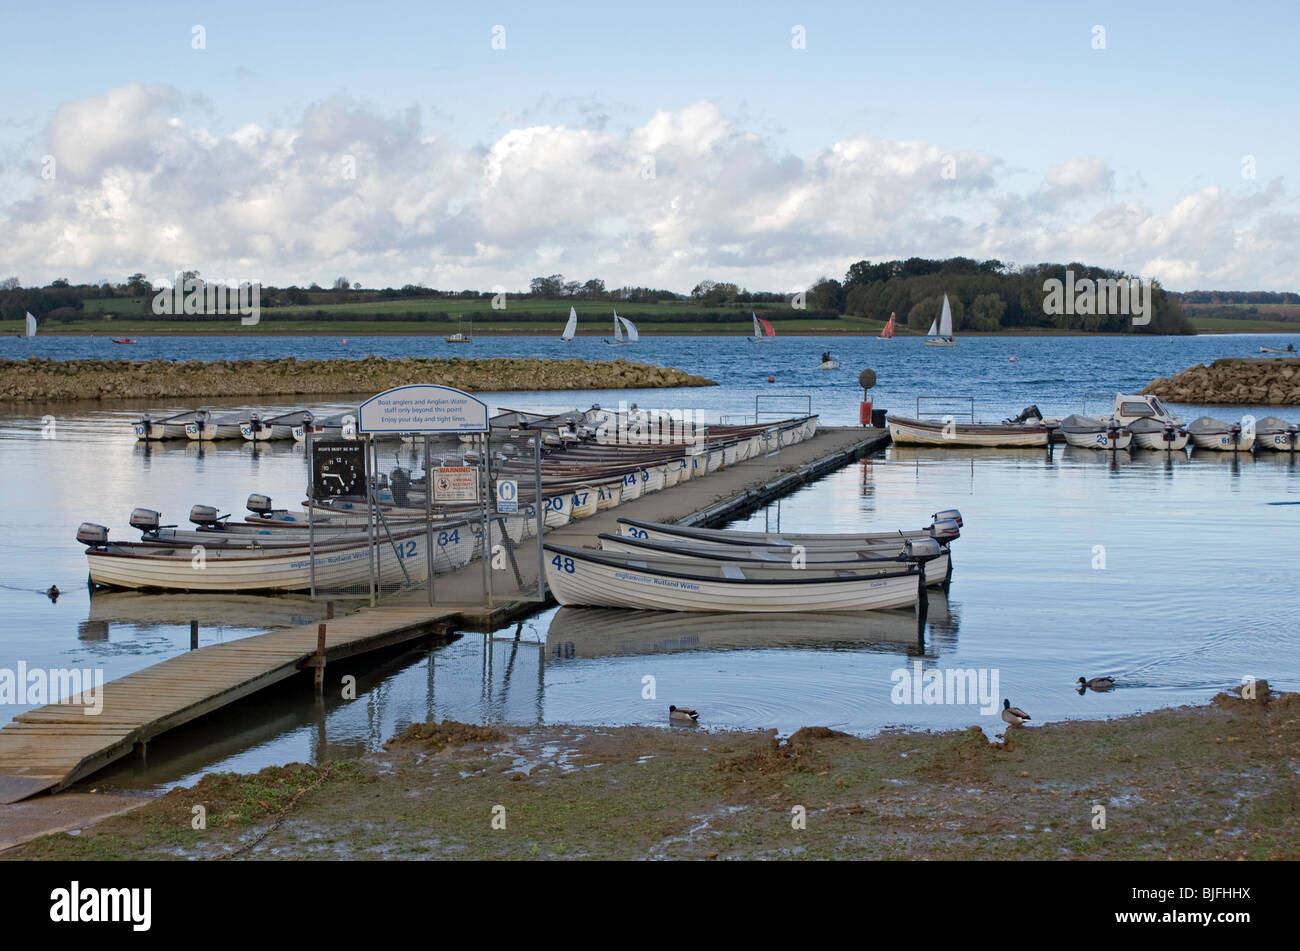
[758, 318, 776, 337]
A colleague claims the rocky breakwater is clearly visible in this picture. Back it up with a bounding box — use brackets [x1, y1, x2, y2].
[0, 356, 716, 402]
[1142, 358, 1300, 405]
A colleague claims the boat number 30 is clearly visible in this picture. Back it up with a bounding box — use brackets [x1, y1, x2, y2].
[550, 555, 576, 573]
[628, 528, 649, 539]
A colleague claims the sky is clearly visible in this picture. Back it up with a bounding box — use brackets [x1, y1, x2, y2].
[1, 0, 1297, 292]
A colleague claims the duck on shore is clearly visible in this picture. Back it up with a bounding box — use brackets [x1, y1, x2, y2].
[1001, 699, 1031, 729]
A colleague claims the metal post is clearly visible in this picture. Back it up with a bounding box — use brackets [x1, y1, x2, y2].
[308, 431, 317, 599]
[190, 619, 198, 650]
[481, 431, 492, 609]
[424, 434, 435, 607]
[366, 434, 377, 606]
[534, 434, 545, 600]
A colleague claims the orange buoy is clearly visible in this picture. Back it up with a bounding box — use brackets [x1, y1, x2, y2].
[767, 376, 775, 383]
[1009, 356, 1016, 362]
[341, 338, 347, 343]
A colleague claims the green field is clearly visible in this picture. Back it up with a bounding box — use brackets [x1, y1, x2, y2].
[1188, 317, 1300, 334]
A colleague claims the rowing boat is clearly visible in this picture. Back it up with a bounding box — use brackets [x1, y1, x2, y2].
[887, 414, 1051, 448]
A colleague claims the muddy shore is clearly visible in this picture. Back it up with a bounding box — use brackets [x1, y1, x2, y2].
[0, 356, 716, 402]
[5, 686, 1295, 860]
[1143, 357, 1300, 405]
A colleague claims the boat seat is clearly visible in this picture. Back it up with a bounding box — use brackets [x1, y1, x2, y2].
[719, 565, 746, 580]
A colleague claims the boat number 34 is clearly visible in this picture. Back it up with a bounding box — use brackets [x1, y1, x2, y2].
[550, 555, 576, 573]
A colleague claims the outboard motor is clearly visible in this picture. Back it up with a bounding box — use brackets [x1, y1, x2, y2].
[247, 493, 273, 515]
[929, 519, 961, 543]
[189, 504, 222, 528]
[391, 467, 411, 507]
[1105, 419, 1124, 450]
[932, 508, 963, 528]
[905, 537, 943, 563]
[1230, 422, 1242, 448]
[1288, 423, 1300, 453]
[1004, 405, 1043, 425]
[76, 522, 109, 547]
[129, 508, 162, 534]
[1162, 422, 1178, 445]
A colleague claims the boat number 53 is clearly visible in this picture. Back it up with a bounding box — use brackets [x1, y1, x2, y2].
[550, 555, 576, 573]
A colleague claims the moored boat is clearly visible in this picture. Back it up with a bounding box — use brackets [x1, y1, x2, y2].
[887, 414, 1050, 448]
[1126, 416, 1190, 451]
[1254, 416, 1300, 451]
[542, 542, 930, 613]
[1186, 417, 1256, 452]
[1059, 415, 1132, 450]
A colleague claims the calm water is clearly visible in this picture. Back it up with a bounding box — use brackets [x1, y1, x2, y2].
[1, 333, 1297, 792]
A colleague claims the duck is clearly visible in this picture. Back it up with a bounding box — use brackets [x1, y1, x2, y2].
[1077, 676, 1115, 691]
[46, 585, 60, 602]
[669, 705, 699, 723]
[1001, 699, 1031, 729]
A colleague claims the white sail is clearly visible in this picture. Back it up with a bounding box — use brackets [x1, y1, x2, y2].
[926, 317, 938, 337]
[618, 314, 639, 342]
[938, 295, 953, 337]
[612, 309, 623, 341]
[24, 312, 37, 338]
[561, 307, 578, 341]
[753, 313, 761, 337]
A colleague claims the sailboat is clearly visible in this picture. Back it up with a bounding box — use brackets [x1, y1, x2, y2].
[444, 314, 472, 343]
[24, 312, 37, 338]
[924, 296, 957, 347]
[560, 306, 578, 342]
[605, 310, 638, 346]
[879, 312, 895, 339]
[747, 313, 776, 342]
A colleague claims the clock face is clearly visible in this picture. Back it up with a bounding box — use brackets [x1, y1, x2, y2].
[312, 442, 366, 498]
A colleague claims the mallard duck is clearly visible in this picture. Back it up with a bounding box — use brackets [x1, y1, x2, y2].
[1001, 699, 1031, 728]
[46, 585, 60, 602]
[669, 705, 699, 723]
[1077, 676, 1115, 691]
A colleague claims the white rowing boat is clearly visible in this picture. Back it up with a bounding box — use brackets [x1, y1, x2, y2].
[1059, 415, 1132, 450]
[616, 512, 961, 547]
[887, 414, 1051, 448]
[1186, 417, 1256, 452]
[1125, 416, 1190, 451]
[598, 532, 951, 586]
[543, 542, 928, 613]
[1253, 417, 1299, 451]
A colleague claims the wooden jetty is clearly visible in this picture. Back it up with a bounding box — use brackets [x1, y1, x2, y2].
[0, 426, 889, 802]
[0, 606, 452, 802]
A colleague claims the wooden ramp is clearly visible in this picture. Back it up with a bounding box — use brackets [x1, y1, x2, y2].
[0, 606, 451, 801]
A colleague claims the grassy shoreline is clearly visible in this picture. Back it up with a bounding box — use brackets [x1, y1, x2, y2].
[5, 686, 1295, 860]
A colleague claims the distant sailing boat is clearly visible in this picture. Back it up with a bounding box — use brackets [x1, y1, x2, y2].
[24, 312, 37, 339]
[879, 312, 895, 339]
[924, 296, 957, 347]
[560, 306, 578, 341]
[605, 310, 638, 346]
[444, 314, 472, 343]
[747, 313, 776, 342]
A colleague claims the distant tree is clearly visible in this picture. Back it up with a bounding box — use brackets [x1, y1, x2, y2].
[562, 280, 581, 297]
[333, 277, 350, 290]
[809, 277, 844, 312]
[967, 293, 1006, 331]
[530, 274, 564, 297]
[50, 278, 70, 288]
[582, 278, 606, 299]
[0, 277, 19, 291]
[690, 280, 716, 300]
[125, 272, 151, 295]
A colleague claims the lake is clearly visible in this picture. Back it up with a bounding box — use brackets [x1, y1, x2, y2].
[0, 333, 1296, 791]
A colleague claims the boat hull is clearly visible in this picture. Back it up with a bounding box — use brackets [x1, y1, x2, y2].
[887, 415, 1050, 448]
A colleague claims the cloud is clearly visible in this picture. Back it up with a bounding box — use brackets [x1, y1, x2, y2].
[1, 86, 1295, 290]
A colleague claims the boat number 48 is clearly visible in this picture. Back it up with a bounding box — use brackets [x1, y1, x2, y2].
[550, 555, 576, 573]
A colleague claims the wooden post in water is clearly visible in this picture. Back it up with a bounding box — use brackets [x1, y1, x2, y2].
[310, 622, 327, 693]
[190, 620, 198, 650]
[326, 600, 335, 620]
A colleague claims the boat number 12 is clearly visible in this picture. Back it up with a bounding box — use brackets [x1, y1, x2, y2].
[550, 555, 576, 573]
[396, 540, 417, 558]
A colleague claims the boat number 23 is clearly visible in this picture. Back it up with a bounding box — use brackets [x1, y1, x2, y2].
[550, 555, 576, 573]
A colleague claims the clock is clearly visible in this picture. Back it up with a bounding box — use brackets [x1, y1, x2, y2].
[311, 441, 367, 499]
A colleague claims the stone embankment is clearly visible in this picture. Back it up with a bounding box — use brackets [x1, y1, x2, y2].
[0, 356, 716, 402]
[1142, 358, 1300, 405]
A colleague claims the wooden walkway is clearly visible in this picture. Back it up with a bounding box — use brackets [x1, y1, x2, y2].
[0, 606, 452, 802]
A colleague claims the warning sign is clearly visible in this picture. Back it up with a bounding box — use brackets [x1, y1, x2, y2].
[434, 467, 478, 502]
